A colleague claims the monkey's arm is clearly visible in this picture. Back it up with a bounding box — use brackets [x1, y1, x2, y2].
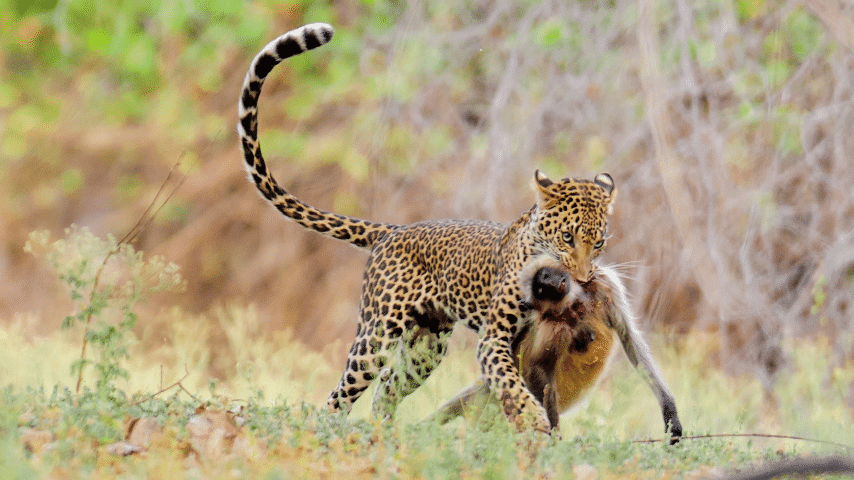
[599, 267, 683, 443]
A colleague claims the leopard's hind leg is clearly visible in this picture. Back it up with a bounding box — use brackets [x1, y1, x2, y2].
[371, 307, 453, 419]
[327, 235, 453, 418]
[326, 306, 388, 414]
[326, 305, 453, 418]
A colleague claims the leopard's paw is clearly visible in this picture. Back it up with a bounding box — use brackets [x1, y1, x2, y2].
[500, 390, 551, 434]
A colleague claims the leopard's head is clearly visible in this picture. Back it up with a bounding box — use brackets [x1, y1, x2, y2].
[530, 170, 616, 283]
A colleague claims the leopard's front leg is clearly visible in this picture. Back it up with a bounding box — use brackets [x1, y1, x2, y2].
[477, 294, 551, 433]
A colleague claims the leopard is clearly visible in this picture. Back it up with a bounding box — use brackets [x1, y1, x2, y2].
[237, 23, 619, 433]
[430, 255, 683, 443]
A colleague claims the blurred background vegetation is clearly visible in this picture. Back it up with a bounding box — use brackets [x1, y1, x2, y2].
[1, 0, 853, 411]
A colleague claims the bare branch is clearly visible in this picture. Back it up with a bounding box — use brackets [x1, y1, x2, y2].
[128, 367, 192, 407]
[633, 432, 854, 451]
[804, 0, 854, 52]
[725, 455, 854, 480]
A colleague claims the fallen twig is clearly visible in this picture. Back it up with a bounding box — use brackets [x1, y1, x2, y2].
[633, 432, 854, 451]
[724, 455, 854, 480]
[129, 365, 197, 407]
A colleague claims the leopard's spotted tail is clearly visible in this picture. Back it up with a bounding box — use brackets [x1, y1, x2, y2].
[237, 23, 399, 250]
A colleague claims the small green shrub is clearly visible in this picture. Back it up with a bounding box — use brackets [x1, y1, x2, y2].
[25, 225, 184, 396]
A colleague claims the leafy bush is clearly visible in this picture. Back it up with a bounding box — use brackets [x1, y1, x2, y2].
[25, 226, 184, 395]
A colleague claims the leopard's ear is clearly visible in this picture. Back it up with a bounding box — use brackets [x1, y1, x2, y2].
[532, 170, 558, 209]
[594, 173, 616, 215]
[593, 173, 614, 194]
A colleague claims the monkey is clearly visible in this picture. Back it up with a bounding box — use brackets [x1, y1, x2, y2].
[429, 256, 683, 443]
[515, 257, 616, 430]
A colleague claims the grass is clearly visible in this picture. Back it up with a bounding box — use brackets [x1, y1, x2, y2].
[2, 308, 852, 478]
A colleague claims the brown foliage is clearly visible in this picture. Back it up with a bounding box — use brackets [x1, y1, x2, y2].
[3, 1, 853, 390]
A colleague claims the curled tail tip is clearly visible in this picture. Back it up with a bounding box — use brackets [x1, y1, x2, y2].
[238, 22, 335, 139]
[302, 22, 335, 40]
[243, 22, 335, 89]
[269, 23, 334, 58]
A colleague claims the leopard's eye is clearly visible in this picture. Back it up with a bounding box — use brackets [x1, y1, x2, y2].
[594, 239, 605, 249]
[562, 231, 574, 247]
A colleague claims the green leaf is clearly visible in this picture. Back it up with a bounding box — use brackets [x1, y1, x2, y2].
[535, 20, 565, 48]
[0, 82, 19, 109]
[696, 41, 716, 68]
[86, 28, 111, 53]
[785, 7, 824, 60]
[736, 0, 767, 20]
[122, 35, 157, 81]
[11, 0, 59, 18]
[765, 60, 791, 89]
[60, 168, 84, 194]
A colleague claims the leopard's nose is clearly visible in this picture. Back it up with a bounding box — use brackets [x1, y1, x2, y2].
[584, 269, 595, 283]
[570, 264, 593, 284]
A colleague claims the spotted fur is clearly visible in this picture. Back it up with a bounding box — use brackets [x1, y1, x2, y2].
[238, 23, 617, 432]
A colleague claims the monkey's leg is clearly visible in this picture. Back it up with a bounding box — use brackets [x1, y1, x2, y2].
[426, 380, 491, 425]
[600, 270, 682, 443]
[610, 307, 682, 442]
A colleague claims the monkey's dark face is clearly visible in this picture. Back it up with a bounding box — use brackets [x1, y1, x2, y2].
[526, 265, 610, 354]
[530, 266, 569, 303]
[529, 265, 601, 324]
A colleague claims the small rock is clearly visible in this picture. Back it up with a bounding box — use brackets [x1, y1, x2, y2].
[105, 441, 142, 456]
[572, 463, 598, 480]
[186, 410, 239, 459]
[127, 417, 161, 448]
[21, 428, 53, 455]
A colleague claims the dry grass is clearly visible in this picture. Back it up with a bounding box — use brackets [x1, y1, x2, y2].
[3, 308, 853, 444]
[2, 314, 853, 478]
